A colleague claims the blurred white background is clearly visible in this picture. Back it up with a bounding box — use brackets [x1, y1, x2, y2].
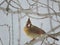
[0, 0, 60, 45]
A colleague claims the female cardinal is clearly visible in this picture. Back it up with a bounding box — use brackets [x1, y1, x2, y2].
[24, 18, 59, 41]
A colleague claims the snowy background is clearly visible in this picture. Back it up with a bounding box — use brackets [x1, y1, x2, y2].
[0, 0, 60, 45]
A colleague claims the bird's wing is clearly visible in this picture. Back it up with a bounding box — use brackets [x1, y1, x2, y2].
[30, 25, 46, 34]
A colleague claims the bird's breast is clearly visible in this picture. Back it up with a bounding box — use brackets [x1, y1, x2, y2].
[24, 27, 40, 38]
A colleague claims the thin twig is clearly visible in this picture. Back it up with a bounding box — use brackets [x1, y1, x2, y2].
[6, 0, 12, 15]
[0, 0, 5, 6]
[0, 24, 11, 45]
[0, 38, 3, 45]
[11, 13, 14, 45]
[41, 38, 45, 45]
[18, 11, 21, 45]
[47, 25, 60, 34]
[5, 0, 19, 9]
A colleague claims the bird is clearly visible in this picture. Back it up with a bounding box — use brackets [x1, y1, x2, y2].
[24, 18, 59, 41]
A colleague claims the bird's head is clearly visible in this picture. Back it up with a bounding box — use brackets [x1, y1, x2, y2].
[26, 18, 31, 28]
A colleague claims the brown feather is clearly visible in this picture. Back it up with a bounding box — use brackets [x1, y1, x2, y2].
[29, 25, 46, 34]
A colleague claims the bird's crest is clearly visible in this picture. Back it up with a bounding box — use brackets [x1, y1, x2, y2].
[26, 18, 31, 27]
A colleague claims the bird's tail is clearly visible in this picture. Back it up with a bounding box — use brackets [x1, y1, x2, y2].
[48, 35, 59, 41]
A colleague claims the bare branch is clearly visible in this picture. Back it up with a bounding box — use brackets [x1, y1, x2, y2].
[51, 31, 60, 36]
[24, 34, 47, 45]
[5, 0, 19, 9]
[47, 25, 60, 34]
[0, 0, 5, 6]
[0, 38, 3, 45]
